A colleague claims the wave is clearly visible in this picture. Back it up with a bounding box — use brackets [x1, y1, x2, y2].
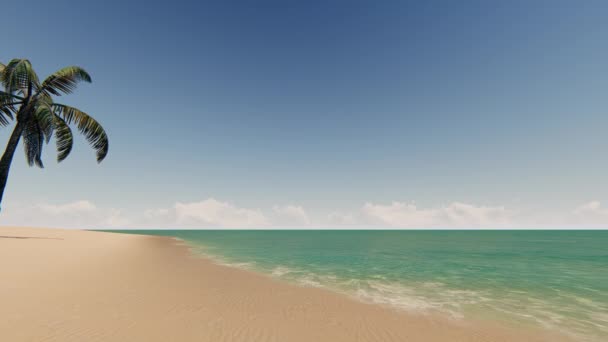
[179, 238, 607, 342]
[254, 265, 606, 341]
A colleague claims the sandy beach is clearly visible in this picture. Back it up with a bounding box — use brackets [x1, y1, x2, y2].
[0, 227, 571, 342]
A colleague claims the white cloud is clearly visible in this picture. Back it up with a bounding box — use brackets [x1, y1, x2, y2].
[362, 201, 512, 228]
[144, 208, 171, 219]
[3, 198, 608, 229]
[574, 201, 604, 215]
[272, 205, 310, 226]
[327, 211, 358, 226]
[38, 200, 97, 215]
[571, 201, 608, 227]
[174, 198, 268, 228]
[1, 200, 129, 229]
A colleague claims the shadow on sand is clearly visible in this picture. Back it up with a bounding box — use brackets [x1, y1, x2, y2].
[0, 235, 63, 240]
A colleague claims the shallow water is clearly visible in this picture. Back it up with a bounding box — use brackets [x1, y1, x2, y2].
[118, 230, 608, 341]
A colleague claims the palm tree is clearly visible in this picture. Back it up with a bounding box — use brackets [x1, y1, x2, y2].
[0, 59, 108, 210]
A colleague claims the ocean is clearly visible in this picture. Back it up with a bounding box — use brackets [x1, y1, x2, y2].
[118, 230, 608, 341]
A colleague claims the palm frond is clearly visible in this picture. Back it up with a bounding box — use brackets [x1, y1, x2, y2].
[0, 90, 24, 100]
[0, 92, 17, 126]
[52, 103, 108, 162]
[1, 59, 40, 96]
[53, 114, 73, 162]
[35, 105, 55, 143]
[40, 66, 91, 96]
[21, 118, 45, 168]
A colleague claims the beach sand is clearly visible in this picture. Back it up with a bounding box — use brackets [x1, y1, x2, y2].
[0, 227, 571, 342]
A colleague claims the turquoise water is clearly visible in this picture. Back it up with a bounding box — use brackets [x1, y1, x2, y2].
[119, 230, 608, 341]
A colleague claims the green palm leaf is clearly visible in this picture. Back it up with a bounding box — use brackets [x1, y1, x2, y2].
[21, 117, 45, 168]
[34, 104, 55, 144]
[0, 87, 23, 126]
[53, 114, 73, 162]
[0, 92, 16, 126]
[40, 66, 91, 96]
[1, 59, 40, 96]
[52, 103, 108, 162]
[0, 90, 23, 100]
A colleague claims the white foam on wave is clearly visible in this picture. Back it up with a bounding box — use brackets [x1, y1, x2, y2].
[180, 240, 257, 271]
[352, 280, 490, 319]
[355, 283, 443, 313]
[271, 266, 293, 277]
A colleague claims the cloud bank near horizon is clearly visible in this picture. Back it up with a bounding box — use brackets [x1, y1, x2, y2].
[2, 198, 608, 229]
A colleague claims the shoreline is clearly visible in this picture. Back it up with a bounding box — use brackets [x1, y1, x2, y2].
[0, 227, 572, 341]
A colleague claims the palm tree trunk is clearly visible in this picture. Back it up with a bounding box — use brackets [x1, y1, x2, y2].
[0, 121, 25, 210]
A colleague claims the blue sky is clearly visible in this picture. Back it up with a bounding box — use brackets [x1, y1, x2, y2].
[2, 0, 608, 228]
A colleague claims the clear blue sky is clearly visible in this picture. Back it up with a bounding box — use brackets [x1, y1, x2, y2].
[2, 0, 608, 228]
